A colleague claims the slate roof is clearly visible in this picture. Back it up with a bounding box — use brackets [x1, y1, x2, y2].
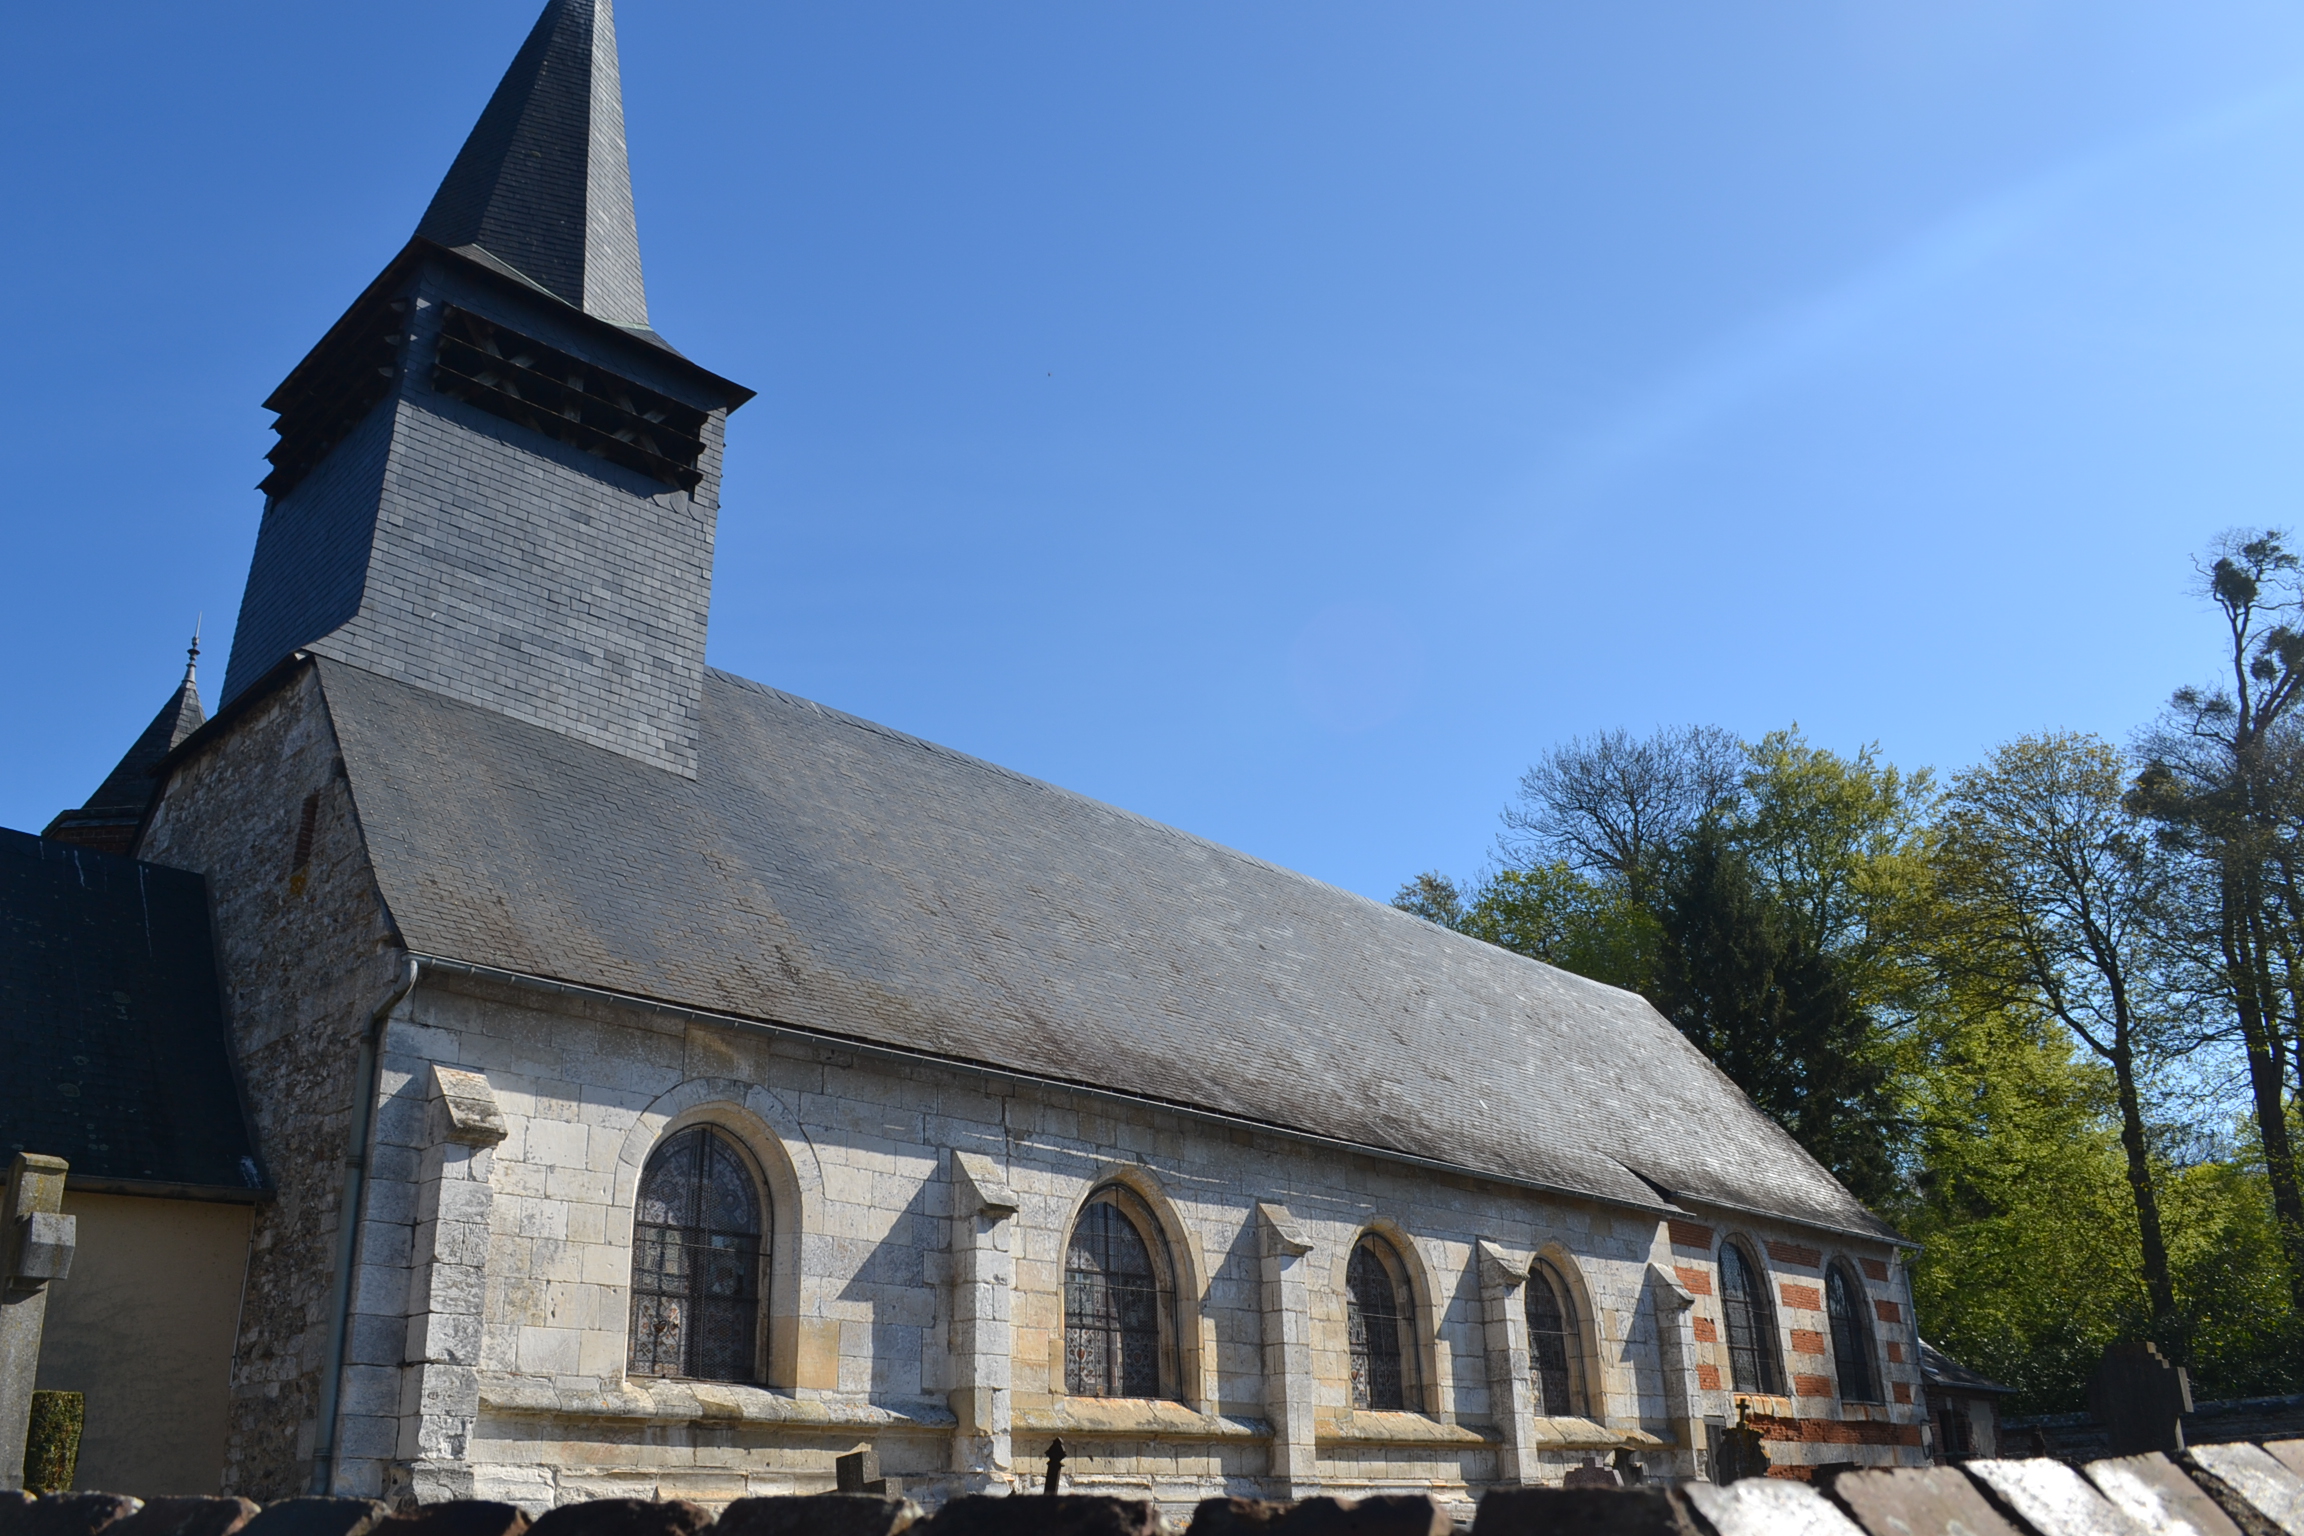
[44, 651, 206, 856]
[1920, 1339, 2014, 1397]
[0, 829, 263, 1197]
[417, 0, 651, 333]
[314, 657, 1895, 1240]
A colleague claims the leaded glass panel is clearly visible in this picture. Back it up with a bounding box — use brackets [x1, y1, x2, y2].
[1719, 1242, 1783, 1396]
[1347, 1239, 1407, 1411]
[628, 1125, 764, 1381]
[1064, 1197, 1163, 1397]
[1527, 1264, 1578, 1416]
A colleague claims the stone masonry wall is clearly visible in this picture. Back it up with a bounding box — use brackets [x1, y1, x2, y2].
[336, 971, 1924, 1516]
[139, 664, 411, 1500]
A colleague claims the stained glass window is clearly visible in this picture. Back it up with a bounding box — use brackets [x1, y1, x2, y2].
[1827, 1265, 1879, 1402]
[1347, 1238, 1409, 1411]
[1527, 1262, 1579, 1416]
[1064, 1192, 1165, 1398]
[628, 1126, 764, 1381]
[1719, 1241, 1783, 1396]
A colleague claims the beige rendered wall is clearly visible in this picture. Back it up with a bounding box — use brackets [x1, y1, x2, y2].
[35, 1192, 251, 1494]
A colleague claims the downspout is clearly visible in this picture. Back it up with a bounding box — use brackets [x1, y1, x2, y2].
[310, 955, 420, 1494]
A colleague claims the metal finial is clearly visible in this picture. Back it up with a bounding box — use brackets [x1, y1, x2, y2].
[186, 615, 202, 682]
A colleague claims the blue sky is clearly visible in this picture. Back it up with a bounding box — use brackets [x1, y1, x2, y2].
[7, 2, 2304, 901]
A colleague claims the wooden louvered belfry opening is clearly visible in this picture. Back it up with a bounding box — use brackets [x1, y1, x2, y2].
[430, 306, 708, 492]
[260, 296, 408, 499]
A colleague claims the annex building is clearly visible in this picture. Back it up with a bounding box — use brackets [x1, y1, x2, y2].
[8, 0, 1929, 1510]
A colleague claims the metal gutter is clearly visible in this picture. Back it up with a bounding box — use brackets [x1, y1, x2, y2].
[310, 955, 420, 1494]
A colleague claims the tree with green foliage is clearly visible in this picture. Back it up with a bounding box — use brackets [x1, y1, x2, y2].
[1934, 731, 2183, 1347]
[1899, 1011, 2147, 1410]
[1393, 863, 1658, 993]
[1649, 823, 1900, 1207]
[2133, 529, 2304, 1317]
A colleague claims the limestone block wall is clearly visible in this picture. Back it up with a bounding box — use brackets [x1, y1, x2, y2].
[325, 969, 1921, 1514]
[139, 665, 413, 1502]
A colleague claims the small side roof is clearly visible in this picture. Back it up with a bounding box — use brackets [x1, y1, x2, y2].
[0, 830, 263, 1199]
[44, 645, 204, 854]
[313, 657, 1898, 1241]
[1920, 1339, 2015, 1396]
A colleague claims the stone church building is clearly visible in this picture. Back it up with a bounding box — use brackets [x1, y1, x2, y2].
[16, 0, 1928, 1510]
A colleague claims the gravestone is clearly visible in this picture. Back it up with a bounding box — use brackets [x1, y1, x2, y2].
[1680, 1479, 1865, 1536]
[717, 1497, 917, 1536]
[1961, 1457, 2154, 1536]
[2087, 1343, 2192, 1457]
[1824, 1467, 2025, 1536]
[0, 1156, 75, 1494]
[1468, 1488, 1697, 1536]
[2082, 1454, 2241, 1536]
[920, 1495, 1162, 1536]
[525, 1501, 711, 1536]
[837, 1451, 893, 1497]
[2186, 1442, 2304, 1533]
[1711, 1406, 1771, 1486]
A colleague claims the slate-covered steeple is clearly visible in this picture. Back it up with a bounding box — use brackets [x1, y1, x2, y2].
[416, 0, 649, 332]
[46, 635, 208, 856]
[218, 0, 749, 777]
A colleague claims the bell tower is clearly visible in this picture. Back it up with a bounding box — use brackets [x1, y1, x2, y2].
[219, 0, 750, 777]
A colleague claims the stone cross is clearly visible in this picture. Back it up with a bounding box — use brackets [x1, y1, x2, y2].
[0, 1154, 75, 1493]
[2087, 1341, 2192, 1456]
[836, 1447, 890, 1494]
[1712, 1402, 1772, 1485]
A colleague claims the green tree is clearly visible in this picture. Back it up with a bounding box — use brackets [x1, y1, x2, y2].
[2132, 528, 2304, 1317]
[1392, 864, 1657, 992]
[1935, 732, 2183, 1346]
[1651, 824, 1900, 1207]
[1901, 1012, 2145, 1411]
[1738, 728, 1937, 1021]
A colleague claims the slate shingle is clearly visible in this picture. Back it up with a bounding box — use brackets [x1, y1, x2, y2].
[316, 656, 1894, 1240]
[0, 829, 262, 1195]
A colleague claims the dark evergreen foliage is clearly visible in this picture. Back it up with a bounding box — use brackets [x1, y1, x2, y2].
[1651, 825, 1900, 1209]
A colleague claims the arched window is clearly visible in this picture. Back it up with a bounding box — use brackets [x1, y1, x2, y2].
[1526, 1260, 1582, 1416]
[1347, 1235, 1417, 1412]
[628, 1125, 766, 1381]
[1064, 1186, 1172, 1398]
[1827, 1264, 1879, 1402]
[1718, 1241, 1783, 1396]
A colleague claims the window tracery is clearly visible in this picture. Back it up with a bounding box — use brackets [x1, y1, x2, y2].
[628, 1124, 765, 1381]
[1719, 1240, 1784, 1396]
[1526, 1260, 1581, 1416]
[1827, 1263, 1879, 1402]
[1347, 1235, 1415, 1412]
[1063, 1187, 1170, 1398]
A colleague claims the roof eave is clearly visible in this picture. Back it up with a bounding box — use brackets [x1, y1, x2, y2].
[408, 950, 1693, 1226]
[261, 237, 754, 420]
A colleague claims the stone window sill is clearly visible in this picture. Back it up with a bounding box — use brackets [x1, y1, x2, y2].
[1316, 1411, 1493, 1447]
[1016, 1399, 1270, 1440]
[1528, 1417, 1666, 1450]
[477, 1371, 955, 1431]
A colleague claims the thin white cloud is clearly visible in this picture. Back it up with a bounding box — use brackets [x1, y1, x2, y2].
[1525, 72, 2304, 513]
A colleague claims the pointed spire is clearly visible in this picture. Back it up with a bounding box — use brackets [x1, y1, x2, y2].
[43, 641, 210, 856]
[417, 0, 650, 329]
